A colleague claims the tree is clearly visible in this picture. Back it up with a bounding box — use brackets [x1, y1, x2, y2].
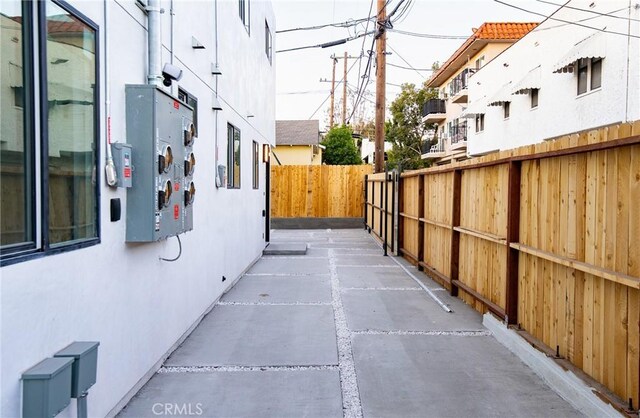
[321, 125, 361, 165]
[385, 82, 439, 170]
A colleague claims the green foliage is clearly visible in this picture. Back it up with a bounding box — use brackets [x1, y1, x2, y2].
[385, 82, 439, 171]
[321, 125, 361, 165]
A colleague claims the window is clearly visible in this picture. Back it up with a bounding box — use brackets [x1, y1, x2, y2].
[252, 141, 259, 189]
[265, 21, 272, 64]
[503, 102, 510, 119]
[475, 56, 485, 70]
[475, 114, 485, 132]
[577, 57, 603, 95]
[1, 0, 99, 263]
[227, 124, 241, 188]
[577, 58, 588, 95]
[178, 88, 198, 136]
[591, 58, 602, 90]
[531, 89, 539, 108]
[239, 0, 250, 33]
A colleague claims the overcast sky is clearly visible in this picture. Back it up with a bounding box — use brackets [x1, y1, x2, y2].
[273, 0, 557, 130]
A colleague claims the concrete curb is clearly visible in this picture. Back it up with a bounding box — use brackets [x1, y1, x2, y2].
[483, 313, 623, 418]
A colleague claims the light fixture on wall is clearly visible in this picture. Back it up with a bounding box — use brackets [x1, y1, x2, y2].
[212, 95, 222, 111]
[247, 113, 255, 118]
[211, 63, 222, 75]
[262, 144, 270, 163]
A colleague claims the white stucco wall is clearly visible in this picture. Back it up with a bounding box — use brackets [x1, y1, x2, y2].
[467, 0, 639, 156]
[0, 0, 275, 417]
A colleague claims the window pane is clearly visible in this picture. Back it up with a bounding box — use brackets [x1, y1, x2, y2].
[234, 130, 241, 188]
[253, 141, 259, 189]
[577, 59, 588, 95]
[591, 58, 602, 90]
[1, 0, 34, 248]
[227, 124, 233, 187]
[531, 89, 539, 108]
[503, 102, 510, 119]
[46, 1, 97, 244]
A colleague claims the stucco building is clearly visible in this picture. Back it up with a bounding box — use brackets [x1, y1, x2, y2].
[273, 119, 323, 165]
[421, 22, 537, 164]
[0, 0, 275, 416]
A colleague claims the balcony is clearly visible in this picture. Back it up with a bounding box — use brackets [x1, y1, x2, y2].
[421, 137, 446, 160]
[450, 121, 468, 150]
[449, 68, 475, 104]
[421, 99, 446, 124]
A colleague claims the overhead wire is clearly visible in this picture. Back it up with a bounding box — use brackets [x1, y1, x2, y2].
[386, 43, 426, 79]
[493, 0, 640, 39]
[387, 28, 467, 39]
[276, 16, 373, 34]
[276, 30, 376, 53]
[387, 62, 433, 71]
[534, 0, 639, 23]
[308, 54, 362, 120]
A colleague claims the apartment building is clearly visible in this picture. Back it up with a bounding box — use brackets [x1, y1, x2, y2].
[421, 22, 537, 164]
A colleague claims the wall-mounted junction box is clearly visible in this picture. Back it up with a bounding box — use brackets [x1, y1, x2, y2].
[125, 85, 196, 242]
[54, 341, 99, 398]
[111, 143, 133, 188]
[22, 357, 73, 418]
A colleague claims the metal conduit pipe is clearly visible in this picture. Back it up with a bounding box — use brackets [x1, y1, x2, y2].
[147, 0, 162, 86]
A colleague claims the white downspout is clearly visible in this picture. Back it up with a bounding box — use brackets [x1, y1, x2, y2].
[104, 0, 117, 186]
[147, 0, 162, 86]
[214, 0, 221, 187]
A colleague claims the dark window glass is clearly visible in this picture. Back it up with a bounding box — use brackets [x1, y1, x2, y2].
[227, 124, 241, 188]
[252, 141, 259, 189]
[503, 102, 510, 119]
[1, 0, 34, 249]
[591, 58, 602, 90]
[239, 0, 249, 33]
[46, 0, 98, 245]
[577, 58, 588, 95]
[531, 89, 539, 108]
[265, 21, 272, 64]
[475, 114, 484, 132]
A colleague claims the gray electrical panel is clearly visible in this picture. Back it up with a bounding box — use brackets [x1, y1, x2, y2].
[125, 85, 196, 242]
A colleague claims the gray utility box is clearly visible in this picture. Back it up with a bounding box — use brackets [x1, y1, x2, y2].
[125, 85, 196, 242]
[22, 357, 74, 418]
[54, 341, 99, 398]
[111, 143, 133, 188]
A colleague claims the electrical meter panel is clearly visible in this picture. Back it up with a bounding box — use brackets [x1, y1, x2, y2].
[125, 85, 196, 242]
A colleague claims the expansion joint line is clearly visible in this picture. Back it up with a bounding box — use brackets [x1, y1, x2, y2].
[328, 248, 364, 418]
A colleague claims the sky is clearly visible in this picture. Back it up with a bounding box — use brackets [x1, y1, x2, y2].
[273, 0, 561, 130]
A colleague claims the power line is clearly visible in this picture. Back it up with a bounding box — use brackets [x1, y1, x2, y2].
[387, 28, 467, 39]
[387, 62, 434, 71]
[535, 0, 639, 23]
[276, 16, 373, 34]
[387, 43, 426, 80]
[493, 0, 640, 39]
[276, 30, 375, 53]
[309, 55, 362, 120]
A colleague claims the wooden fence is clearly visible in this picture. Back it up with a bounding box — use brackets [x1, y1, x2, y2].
[365, 121, 640, 413]
[271, 165, 372, 218]
[364, 171, 396, 253]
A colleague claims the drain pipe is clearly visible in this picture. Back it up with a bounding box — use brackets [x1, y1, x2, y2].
[214, 0, 220, 187]
[104, 0, 117, 187]
[147, 0, 162, 86]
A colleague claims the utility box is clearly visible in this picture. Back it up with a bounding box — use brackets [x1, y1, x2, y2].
[22, 357, 74, 418]
[125, 85, 196, 242]
[54, 341, 99, 398]
[111, 143, 133, 188]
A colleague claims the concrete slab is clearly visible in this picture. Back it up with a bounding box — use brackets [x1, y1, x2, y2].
[341, 289, 483, 331]
[247, 257, 330, 275]
[118, 369, 343, 418]
[334, 254, 398, 266]
[221, 275, 332, 303]
[336, 266, 420, 288]
[262, 243, 307, 255]
[165, 305, 338, 366]
[352, 334, 583, 418]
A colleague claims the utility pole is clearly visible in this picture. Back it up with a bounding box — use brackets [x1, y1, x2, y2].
[374, 0, 386, 173]
[342, 51, 348, 125]
[329, 55, 337, 129]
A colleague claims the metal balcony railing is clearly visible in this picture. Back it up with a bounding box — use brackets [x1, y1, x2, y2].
[449, 68, 475, 97]
[422, 137, 445, 154]
[422, 99, 446, 117]
[450, 121, 468, 144]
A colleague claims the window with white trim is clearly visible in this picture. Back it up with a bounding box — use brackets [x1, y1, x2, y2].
[577, 58, 602, 95]
[239, 0, 250, 34]
[227, 124, 241, 189]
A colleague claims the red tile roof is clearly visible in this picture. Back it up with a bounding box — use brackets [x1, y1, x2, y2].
[473, 22, 538, 40]
[427, 22, 538, 88]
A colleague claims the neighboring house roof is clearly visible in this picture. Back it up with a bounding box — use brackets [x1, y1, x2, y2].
[427, 22, 538, 88]
[276, 120, 320, 146]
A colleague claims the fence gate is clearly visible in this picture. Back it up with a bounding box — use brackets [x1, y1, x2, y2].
[364, 170, 397, 255]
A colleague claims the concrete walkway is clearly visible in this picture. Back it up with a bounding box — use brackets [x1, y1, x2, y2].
[119, 229, 581, 418]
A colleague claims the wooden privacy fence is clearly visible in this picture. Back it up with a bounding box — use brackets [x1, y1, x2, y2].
[365, 121, 640, 412]
[271, 165, 372, 218]
[364, 171, 397, 254]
